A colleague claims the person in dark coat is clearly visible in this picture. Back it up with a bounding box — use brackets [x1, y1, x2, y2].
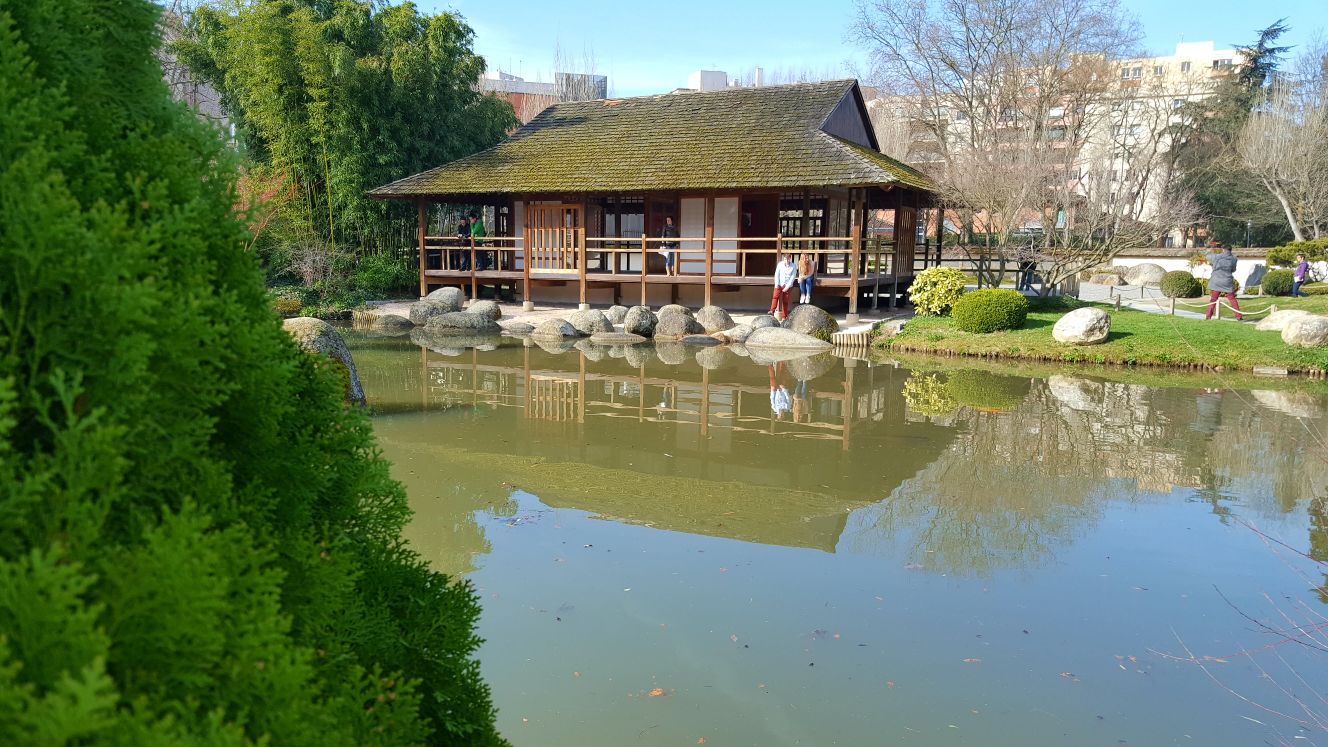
[1204, 242, 1242, 321]
[454, 215, 471, 271]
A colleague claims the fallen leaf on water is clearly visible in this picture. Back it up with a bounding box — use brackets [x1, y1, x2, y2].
[962, 658, 982, 664]
[648, 687, 666, 698]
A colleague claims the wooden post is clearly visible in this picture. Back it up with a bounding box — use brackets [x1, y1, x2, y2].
[577, 227, 588, 309]
[704, 198, 715, 307]
[847, 222, 861, 323]
[469, 234, 477, 303]
[872, 237, 882, 310]
[1170, 297, 1176, 315]
[639, 232, 648, 307]
[522, 226, 533, 311]
[417, 199, 427, 298]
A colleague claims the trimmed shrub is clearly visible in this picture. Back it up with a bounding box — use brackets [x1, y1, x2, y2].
[909, 267, 968, 316]
[1160, 270, 1202, 298]
[946, 370, 1031, 411]
[1267, 238, 1328, 268]
[0, 4, 500, 745]
[950, 288, 1029, 333]
[1197, 277, 1240, 295]
[1261, 268, 1296, 296]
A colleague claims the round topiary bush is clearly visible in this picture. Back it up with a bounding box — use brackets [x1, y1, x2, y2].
[950, 288, 1029, 333]
[1261, 268, 1295, 297]
[1160, 270, 1202, 298]
[908, 266, 968, 316]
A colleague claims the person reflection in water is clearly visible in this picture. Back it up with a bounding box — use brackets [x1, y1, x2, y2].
[791, 378, 809, 423]
[768, 364, 791, 420]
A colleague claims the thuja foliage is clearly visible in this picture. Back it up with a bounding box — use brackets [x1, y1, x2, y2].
[0, 1, 502, 745]
[176, 0, 517, 252]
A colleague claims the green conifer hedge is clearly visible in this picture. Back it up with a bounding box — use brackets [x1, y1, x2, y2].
[0, 1, 502, 744]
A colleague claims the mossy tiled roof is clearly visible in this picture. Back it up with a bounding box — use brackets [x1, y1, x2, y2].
[370, 80, 932, 198]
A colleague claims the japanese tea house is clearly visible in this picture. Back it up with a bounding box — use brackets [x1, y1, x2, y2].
[369, 79, 939, 319]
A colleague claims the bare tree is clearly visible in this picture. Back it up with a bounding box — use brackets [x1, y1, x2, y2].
[1239, 43, 1328, 241]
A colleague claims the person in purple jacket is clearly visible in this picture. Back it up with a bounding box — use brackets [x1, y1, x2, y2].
[1293, 253, 1310, 297]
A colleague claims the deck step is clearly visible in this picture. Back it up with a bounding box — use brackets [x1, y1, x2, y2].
[831, 330, 874, 348]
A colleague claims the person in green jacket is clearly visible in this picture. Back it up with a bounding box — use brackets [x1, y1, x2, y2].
[470, 210, 490, 270]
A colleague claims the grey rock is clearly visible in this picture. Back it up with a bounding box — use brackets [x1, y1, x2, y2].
[1255, 309, 1312, 333]
[654, 314, 705, 340]
[1052, 307, 1111, 345]
[569, 309, 612, 335]
[785, 352, 837, 381]
[624, 343, 653, 368]
[502, 321, 536, 335]
[282, 317, 365, 406]
[530, 318, 578, 340]
[695, 305, 735, 333]
[574, 339, 606, 361]
[1088, 273, 1126, 286]
[606, 345, 628, 359]
[654, 341, 688, 365]
[1123, 263, 1166, 287]
[590, 331, 648, 345]
[657, 304, 693, 320]
[606, 305, 630, 324]
[713, 323, 753, 344]
[534, 337, 577, 355]
[409, 299, 452, 326]
[1282, 315, 1328, 348]
[371, 313, 413, 331]
[694, 345, 734, 370]
[743, 326, 834, 351]
[468, 299, 502, 321]
[781, 305, 838, 339]
[682, 334, 722, 346]
[425, 311, 502, 336]
[410, 327, 504, 355]
[750, 314, 779, 329]
[624, 305, 658, 336]
[425, 286, 466, 309]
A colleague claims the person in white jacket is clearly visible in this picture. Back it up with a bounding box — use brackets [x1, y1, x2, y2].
[769, 255, 797, 320]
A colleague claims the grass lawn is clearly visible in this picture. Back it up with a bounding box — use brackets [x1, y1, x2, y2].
[886, 301, 1328, 373]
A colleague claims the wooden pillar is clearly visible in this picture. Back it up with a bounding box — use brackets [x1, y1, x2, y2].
[577, 227, 588, 309]
[469, 233, 477, 304]
[704, 197, 715, 307]
[522, 226, 533, 310]
[847, 221, 861, 324]
[842, 359, 855, 451]
[639, 232, 648, 307]
[934, 204, 944, 267]
[417, 199, 427, 299]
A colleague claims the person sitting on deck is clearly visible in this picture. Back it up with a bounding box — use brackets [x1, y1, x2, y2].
[1204, 241, 1242, 321]
[770, 254, 797, 320]
[797, 252, 816, 305]
[659, 216, 679, 276]
[470, 210, 489, 270]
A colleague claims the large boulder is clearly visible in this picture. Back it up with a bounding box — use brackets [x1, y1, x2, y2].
[1123, 263, 1166, 287]
[654, 341, 688, 365]
[530, 318, 578, 340]
[694, 346, 733, 370]
[1088, 273, 1125, 286]
[657, 304, 693, 320]
[1052, 307, 1111, 345]
[468, 299, 501, 321]
[713, 323, 754, 344]
[750, 314, 779, 329]
[590, 331, 647, 345]
[282, 317, 365, 406]
[424, 286, 465, 310]
[606, 305, 630, 325]
[574, 339, 606, 361]
[624, 344, 654, 368]
[568, 308, 612, 335]
[654, 314, 705, 340]
[743, 326, 834, 351]
[409, 299, 453, 326]
[501, 321, 535, 335]
[425, 311, 502, 336]
[1282, 315, 1328, 348]
[369, 313, 413, 333]
[623, 305, 658, 336]
[695, 305, 735, 333]
[1256, 309, 1313, 333]
[781, 305, 839, 340]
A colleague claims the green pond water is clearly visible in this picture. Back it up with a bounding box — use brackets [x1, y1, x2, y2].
[346, 329, 1328, 746]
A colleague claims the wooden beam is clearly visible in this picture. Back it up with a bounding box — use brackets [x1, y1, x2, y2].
[704, 196, 715, 307]
[417, 199, 427, 298]
[639, 231, 648, 306]
[522, 225, 533, 309]
[469, 231, 477, 303]
[577, 227, 587, 308]
[848, 220, 861, 323]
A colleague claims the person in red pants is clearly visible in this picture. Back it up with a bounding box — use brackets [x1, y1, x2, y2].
[1204, 243, 1242, 320]
[769, 254, 797, 320]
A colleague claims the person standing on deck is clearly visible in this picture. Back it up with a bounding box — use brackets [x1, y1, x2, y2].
[470, 210, 489, 271]
[1293, 253, 1310, 297]
[797, 252, 816, 305]
[659, 216, 679, 276]
[770, 254, 797, 320]
[454, 214, 471, 271]
[1204, 242, 1242, 321]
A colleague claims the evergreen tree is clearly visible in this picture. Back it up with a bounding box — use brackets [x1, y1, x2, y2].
[0, 0, 503, 744]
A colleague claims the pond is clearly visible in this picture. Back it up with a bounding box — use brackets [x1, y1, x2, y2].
[347, 329, 1328, 746]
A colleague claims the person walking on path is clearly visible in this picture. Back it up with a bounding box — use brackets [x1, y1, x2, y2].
[658, 216, 679, 276]
[770, 254, 797, 320]
[796, 252, 816, 304]
[1293, 253, 1310, 297]
[469, 210, 489, 271]
[1017, 257, 1036, 291]
[1204, 242, 1242, 321]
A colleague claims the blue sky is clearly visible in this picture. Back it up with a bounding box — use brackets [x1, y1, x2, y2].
[426, 0, 1324, 97]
